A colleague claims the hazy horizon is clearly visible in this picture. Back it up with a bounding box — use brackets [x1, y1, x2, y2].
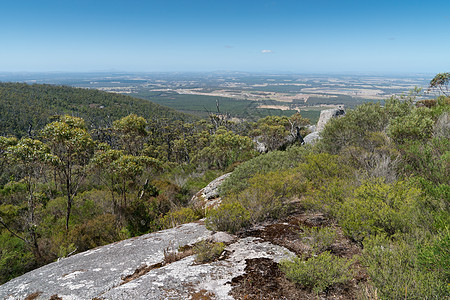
[1, 0, 449, 74]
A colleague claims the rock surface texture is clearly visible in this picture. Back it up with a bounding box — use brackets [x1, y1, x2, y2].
[0, 221, 294, 300]
[189, 172, 232, 210]
[303, 106, 345, 144]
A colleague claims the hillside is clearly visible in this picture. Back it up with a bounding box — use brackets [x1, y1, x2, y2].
[0, 82, 197, 137]
[0, 74, 448, 299]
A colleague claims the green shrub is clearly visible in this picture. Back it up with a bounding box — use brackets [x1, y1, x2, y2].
[303, 177, 354, 218]
[194, 240, 225, 263]
[280, 251, 354, 294]
[159, 207, 202, 229]
[298, 153, 353, 187]
[220, 145, 307, 195]
[125, 199, 160, 236]
[68, 214, 119, 252]
[0, 232, 35, 284]
[338, 179, 423, 242]
[319, 102, 388, 154]
[388, 107, 434, 144]
[205, 202, 250, 234]
[299, 225, 338, 253]
[361, 234, 449, 299]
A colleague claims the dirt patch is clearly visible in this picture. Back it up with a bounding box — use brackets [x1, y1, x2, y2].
[49, 295, 62, 300]
[121, 262, 164, 284]
[230, 258, 360, 300]
[190, 289, 215, 300]
[230, 257, 313, 299]
[24, 292, 42, 300]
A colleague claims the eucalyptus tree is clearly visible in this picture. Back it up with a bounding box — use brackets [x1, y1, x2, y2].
[112, 114, 148, 156]
[41, 116, 95, 231]
[5, 138, 57, 257]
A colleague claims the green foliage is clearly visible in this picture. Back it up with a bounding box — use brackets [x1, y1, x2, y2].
[280, 251, 354, 294]
[112, 114, 148, 155]
[207, 169, 305, 233]
[220, 145, 307, 195]
[417, 228, 450, 282]
[205, 202, 250, 234]
[400, 137, 449, 185]
[124, 199, 160, 236]
[193, 240, 225, 263]
[299, 225, 338, 253]
[0, 82, 195, 138]
[0, 232, 35, 284]
[298, 153, 353, 187]
[194, 128, 257, 170]
[320, 102, 388, 154]
[303, 177, 354, 218]
[428, 72, 450, 96]
[338, 180, 423, 242]
[361, 234, 449, 299]
[388, 107, 434, 144]
[159, 207, 202, 229]
[68, 214, 119, 252]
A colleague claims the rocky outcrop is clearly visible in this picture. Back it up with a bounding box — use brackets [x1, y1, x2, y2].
[0, 222, 295, 300]
[189, 172, 232, 210]
[303, 106, 345, 144]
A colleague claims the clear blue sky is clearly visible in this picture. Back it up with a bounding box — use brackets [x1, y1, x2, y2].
[1, 0, 449, 73]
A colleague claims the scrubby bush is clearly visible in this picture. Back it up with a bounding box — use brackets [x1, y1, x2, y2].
[299, 225, 338, 253]
[208, 169, 306, 233]
[0, 232, 35, 284]
[338, 179, 423, 242]
[304, 177, 355, 218]
[124, 199, 160, 236]
[194, 240, 225, 263]
[320, 102, 388, 154]
[68, 214, 119, 252]
[159, 207, 202, 229]
[205, 202, 250, 234]
[388, 107, 434, 144]
[220, 145, 307, 195]
[298, 153, 353, 187]
[280, 251, 354, 294]
[361, 234, 449, 299]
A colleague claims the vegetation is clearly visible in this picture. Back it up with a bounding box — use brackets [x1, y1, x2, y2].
[0, 82, 196, 138]
[0, 74, 449, 299]
[280, 252, 354, 294]
[193, 240, 225, 263]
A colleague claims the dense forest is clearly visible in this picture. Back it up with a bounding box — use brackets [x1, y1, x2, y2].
[0, 82, 196, 137]
[0, 76, 449, 299]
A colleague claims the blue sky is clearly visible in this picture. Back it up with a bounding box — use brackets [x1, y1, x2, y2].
[1, 0, 449, 73]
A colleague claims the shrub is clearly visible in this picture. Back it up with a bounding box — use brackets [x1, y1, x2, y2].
[361, 234, 448, 299]
[205, 202, 250, 234]
[194, 240, 225, 263]
[220, 145, 307, 195]
[303, 177, 354, 218]
[159, 207, 202, 229]
[320, 102, 388, 154]
[388, 107, 434, 144]
[68, 214, 119, 252]
[338, 179, 423, 242]
[0, 232, 35, 284]
[280, 251, 354, 294]
[299, 225, 338, 253]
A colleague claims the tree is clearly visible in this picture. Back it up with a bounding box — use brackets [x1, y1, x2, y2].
[91, 149, 161, 215]
[195, 128, 256, 169]
[5, 138, 57, 257]
[41, 116, 95, 231]
[112, 114, 148, 156]
[428, 73, 450, 97]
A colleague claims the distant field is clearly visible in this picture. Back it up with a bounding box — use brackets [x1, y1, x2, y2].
[133, 90, 305, 122]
